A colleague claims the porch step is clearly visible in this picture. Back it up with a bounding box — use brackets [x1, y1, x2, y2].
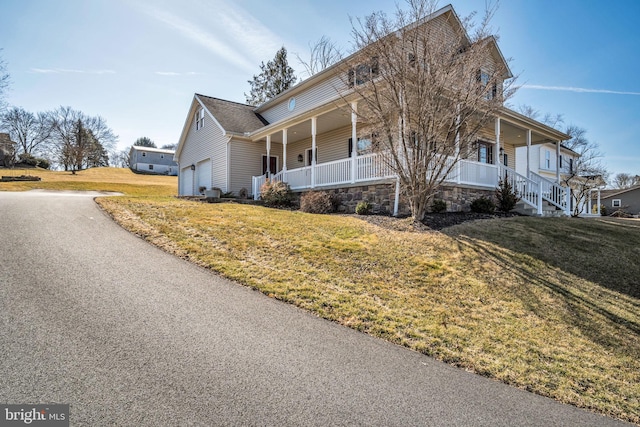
[513, 200, 567, 217]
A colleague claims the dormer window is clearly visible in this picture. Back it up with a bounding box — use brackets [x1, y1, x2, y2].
[195, 108, 205, 130]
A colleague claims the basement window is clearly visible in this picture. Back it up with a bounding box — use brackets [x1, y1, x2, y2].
[612, 199, 621, 208]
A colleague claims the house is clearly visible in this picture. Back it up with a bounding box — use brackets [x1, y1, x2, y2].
[175, 4, 573, 216]
[515, 142, 578, 183]
[598, 186, 640, 216]
[0, 133, 16, 167]
[129, 146, 178, 176]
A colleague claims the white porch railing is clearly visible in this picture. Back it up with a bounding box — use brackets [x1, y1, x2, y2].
[498, 164, 540, 211]
[528, 171, 570, 214]
[252, 152, 571, 217]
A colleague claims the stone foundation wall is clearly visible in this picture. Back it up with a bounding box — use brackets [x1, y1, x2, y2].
[433, 185, 495, 212]
[295, 183, 495, 215]
[323, 183, 410, 216]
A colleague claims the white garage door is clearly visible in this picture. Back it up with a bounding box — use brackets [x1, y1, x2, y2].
[197, 159, 211, 193]
[180, 167, 194, 196]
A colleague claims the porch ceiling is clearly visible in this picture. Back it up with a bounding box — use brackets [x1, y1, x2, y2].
[259, 109, 352, 144]
[500, 120, 561, 147]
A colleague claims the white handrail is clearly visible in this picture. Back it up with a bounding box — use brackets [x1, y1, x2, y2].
[498, 164, 539, 210]
[528, 171, 567, 211]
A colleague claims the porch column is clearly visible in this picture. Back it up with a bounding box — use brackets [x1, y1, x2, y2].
[282, 128, 288, 181]
[495, 117, 501, 184]
[588, 189, 593, 215]
[351, 101, 358, 184]
[556, 140, 561, 183]
[311, 116, 317, 188]
[266, 135, 271, 177]
[526, 129, 532, 177]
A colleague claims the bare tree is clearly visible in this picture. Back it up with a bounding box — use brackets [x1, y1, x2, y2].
[612, 172, 640, 189]
[0, 50, 10, 111]
[517, 104, 564, 128]
[161, 143, 178, 150]
[345, 0, 515, 220]
[48, 106, 117, 171]
[0, 107, 52, 155]
[560, 125, 608, 216]
[296, 36, 343, 78]
[109, 148, 131, 168]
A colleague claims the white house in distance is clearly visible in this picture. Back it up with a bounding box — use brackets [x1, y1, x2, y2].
[129, 146, 178, 176]
[175, 4, 575, 216]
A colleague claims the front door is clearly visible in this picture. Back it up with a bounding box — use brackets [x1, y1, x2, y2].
[262, 155, 277, 176]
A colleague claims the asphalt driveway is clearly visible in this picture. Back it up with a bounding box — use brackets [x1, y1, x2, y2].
[0, 190, 631, 426]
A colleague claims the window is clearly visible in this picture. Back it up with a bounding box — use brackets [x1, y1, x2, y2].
[148, 164, 153, 170]
[161, 154, 164, 159]
[545, 150, 551, 169]
[569, 158, 574, 173]
[348, 57, 379, 87]
[612, 199, 621, 208]
[348, 137, 375, 157]
[141, 152, 146, 157]
[477, 141, 493, 164]
[559, 155, 563, 169]
[477, 70, 498, 100]
[195, 108, 205, 130]
[503, 153, 508, 167]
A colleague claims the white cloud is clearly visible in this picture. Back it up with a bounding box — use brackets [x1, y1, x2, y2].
[30, 68, 115, 74]
[521, 84, 640, 96]
[155, 71, 205, 76]
[143, 1, 286, 73]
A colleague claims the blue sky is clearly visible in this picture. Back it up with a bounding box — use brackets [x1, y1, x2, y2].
[1, 0, 639, 178]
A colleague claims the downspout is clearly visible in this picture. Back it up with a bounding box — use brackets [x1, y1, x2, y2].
[393, 177, 400, 217]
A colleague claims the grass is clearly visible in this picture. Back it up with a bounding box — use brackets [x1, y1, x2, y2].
[95, 197, 640, 424]
[0, 167, 176, 196]
[4, 167, 638, 423]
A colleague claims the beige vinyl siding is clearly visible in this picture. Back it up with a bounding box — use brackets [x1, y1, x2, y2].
[228, 139, 283, 195]
[284, 126, 352, 170]
[178, 103, 229, 194]
[259, 74, 345, 124]
[503, 143, 515, 168]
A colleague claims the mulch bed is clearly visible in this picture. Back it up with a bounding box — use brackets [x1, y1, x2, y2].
[357, 211, 520, 232]
[421, 211, 520, 230]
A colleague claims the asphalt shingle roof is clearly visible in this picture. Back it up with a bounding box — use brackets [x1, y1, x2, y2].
[196, 94, 268, 134]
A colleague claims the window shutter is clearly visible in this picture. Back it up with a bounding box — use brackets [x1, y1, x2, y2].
[348, 138, 353, 157]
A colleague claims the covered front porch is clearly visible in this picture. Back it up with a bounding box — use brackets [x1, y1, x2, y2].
[250, 104, 574, 216]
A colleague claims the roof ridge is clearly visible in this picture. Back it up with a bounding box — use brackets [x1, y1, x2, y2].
[195, 94, 255, 109]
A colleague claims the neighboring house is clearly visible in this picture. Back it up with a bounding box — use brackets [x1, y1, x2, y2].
[598, 186, 640, 216]
[0, 133, 16, 167]
[129, 146, 178, 176]
[175, 4, 574, 215]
